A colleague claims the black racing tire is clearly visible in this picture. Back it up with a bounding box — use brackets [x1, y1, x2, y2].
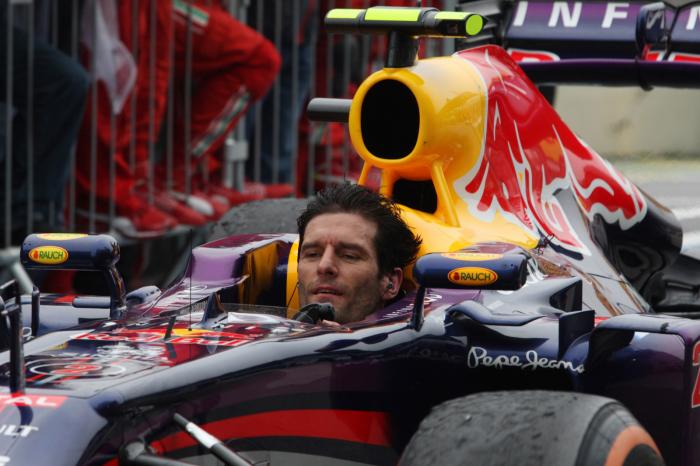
[400, 391, 664, 466]
[208, 198, 311, 241]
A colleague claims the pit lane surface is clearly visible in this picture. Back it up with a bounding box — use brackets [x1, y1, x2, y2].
[615, 159, 700, 258]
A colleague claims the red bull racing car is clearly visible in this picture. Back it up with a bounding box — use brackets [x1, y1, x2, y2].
[3, 2, 700, 465]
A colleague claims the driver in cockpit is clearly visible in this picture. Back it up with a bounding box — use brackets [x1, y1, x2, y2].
[296, 183, 422, 324]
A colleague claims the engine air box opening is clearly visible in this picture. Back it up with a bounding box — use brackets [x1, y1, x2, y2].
[361, 80, 419, 160]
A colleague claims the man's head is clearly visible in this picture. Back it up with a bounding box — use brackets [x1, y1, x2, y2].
[296, 183, 422, 323]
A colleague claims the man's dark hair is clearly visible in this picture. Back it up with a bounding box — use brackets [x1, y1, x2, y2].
[297, 183, 422, 275]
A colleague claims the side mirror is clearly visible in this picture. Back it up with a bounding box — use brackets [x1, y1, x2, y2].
[413, 251, 528, 291]
[21, 233, 126, 319]
[409, 249, 529, 330]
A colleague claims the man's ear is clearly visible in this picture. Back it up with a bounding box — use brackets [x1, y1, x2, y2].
[381, 267, 403, 301]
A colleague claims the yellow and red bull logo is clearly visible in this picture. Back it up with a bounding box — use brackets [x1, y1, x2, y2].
[36, 233, 87, 241]
[29, 246, 69, 265]
[448, 267, 498, 286]
[452, 47, 647, 255]
[442, 252, 502, 261]
[350, 44, 647, 257]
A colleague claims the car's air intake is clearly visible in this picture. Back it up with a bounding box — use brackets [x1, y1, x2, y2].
[349, 56, 486, 185]
[360, 79, 419, 160]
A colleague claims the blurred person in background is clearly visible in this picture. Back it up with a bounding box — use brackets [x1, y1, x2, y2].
[74, 0, 280, 236]
[74, 0, 177, 236]
[0, 2, 89, 244]
[246, 0, 317, 198]
[294, 0, 370, 194]
[165, 0, 281, 209]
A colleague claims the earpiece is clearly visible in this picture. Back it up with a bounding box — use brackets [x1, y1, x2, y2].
[386, 282, 394, 291]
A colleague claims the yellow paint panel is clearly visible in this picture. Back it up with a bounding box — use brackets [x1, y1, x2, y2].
[286, 240, 300, 316]
[442, 253, 503, 261]
[434, 12, 468, 20]
[36, 233, 87, 241]
[365, 8, 421, 22]
[399, 205, 538, 273]
[326, 9, 364, 20]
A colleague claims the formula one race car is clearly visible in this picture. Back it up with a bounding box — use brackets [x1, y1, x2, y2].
[3, 3, 700, 466]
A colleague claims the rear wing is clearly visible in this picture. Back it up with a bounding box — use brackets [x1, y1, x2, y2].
[457, 0, 700, 87]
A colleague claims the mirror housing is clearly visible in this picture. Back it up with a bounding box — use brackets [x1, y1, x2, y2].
[413, 251, 528, 291]
[21, 233, 126, 319]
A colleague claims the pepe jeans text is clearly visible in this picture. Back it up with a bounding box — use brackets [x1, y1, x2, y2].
[467, 346, 585, 374]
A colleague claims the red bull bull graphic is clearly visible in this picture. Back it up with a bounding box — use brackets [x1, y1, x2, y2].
[453, 46, 647, 256]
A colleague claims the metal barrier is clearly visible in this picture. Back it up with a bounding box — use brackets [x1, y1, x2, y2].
[0, 0, 458, 290]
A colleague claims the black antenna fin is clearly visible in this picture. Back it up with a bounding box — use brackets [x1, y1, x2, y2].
[164, 315, 177, 341]
[188, 228, 193, 330]
[203, 291, 225, 321]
